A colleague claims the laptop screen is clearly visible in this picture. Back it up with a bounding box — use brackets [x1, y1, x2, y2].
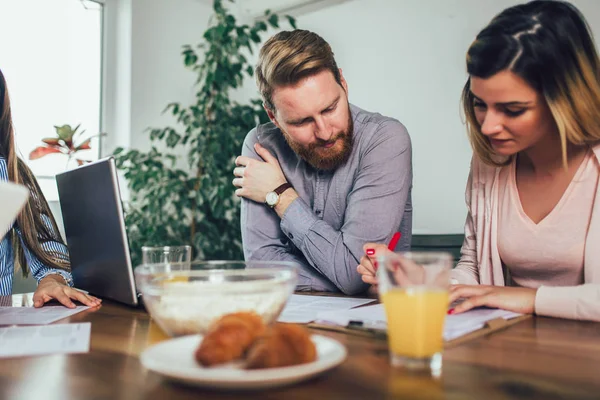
[56, 157, 138, 306]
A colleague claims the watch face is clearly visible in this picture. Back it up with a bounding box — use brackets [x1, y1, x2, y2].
[266, 192, 279, 206]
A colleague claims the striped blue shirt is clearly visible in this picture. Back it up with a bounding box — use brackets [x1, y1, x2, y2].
[0, 158, 73, 295]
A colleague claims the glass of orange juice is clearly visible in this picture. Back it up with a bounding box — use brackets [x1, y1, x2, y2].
[142, 245, 192, 284]
[378, 251, 451, 375]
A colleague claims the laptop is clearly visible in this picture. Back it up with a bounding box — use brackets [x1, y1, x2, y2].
[56, 157, 139, 306]
[0, 181, 29, 241]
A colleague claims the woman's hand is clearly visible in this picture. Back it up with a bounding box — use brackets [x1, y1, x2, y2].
[33, 274, 102, 308]
[449, 285, 537, 314]
[356, 243, 391, 286]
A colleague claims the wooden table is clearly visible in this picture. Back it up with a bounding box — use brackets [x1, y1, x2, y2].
[1, 293, 600, 400]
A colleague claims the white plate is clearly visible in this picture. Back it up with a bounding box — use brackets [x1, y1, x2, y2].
[140, 334, 347, 390]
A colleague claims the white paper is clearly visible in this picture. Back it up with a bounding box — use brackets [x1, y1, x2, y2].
[0, 181, 29, 242]
[316, 304, 522, 341]
[316, 303, 388, 328]
[0, 306, 89, 325]
[0, 322, 91, 358]
[443, 308, 522, 340]
[278, 294, 375, 323]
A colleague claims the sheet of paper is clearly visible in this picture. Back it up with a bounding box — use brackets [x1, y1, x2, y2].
[0, 322, 91, 358]
[0, 306, 89, 325]
[278, 294, 375, 323]
[316, 304, 522, 341]
[443, 308, 522, 340]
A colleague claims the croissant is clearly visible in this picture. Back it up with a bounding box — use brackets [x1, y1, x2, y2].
[195, 311, 266, 367]
[245, 323, 317, 369]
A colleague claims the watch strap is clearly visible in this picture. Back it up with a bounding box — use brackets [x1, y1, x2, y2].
[273, 182, 292, 195]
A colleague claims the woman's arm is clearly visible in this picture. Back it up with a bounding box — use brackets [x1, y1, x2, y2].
[16, 217, 100, 308]
[18, 227, 73, 286]
[451, 162, 480, 285]
[535, 284, 600, 321]
[16, 212, 72, 285]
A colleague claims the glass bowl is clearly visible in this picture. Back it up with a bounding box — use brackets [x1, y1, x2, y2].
[134, 260, 298, 337]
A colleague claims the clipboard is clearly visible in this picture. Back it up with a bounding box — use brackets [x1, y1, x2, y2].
[308, 314, 532, 347]
[444, 314, 531, 347]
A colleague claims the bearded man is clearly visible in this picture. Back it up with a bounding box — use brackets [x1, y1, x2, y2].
[233, 30, 413, 295]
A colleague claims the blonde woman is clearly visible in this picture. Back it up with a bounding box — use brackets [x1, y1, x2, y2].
[0, 69, 100, 308]
[358, 0, 600, 321]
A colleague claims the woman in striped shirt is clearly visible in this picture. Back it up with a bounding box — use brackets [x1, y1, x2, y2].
[1, 70, 100, 308]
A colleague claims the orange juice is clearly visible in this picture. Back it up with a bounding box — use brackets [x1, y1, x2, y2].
[159, 274, 190, 285]
[382, 288, 448, 358]
[163, 276, 189, 283]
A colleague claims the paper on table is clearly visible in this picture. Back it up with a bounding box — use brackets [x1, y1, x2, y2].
[316, 304, 522, 341]
[0, 306, 89, 325]
[443, 308, 522, 340]
[278, 294, 375, 323]
[0, 322, 91, 358]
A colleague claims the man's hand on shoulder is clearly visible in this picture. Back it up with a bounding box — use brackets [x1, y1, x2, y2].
[233, 143, 297, 215]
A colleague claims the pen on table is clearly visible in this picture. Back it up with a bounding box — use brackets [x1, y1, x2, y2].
[346, 320, 387, 337]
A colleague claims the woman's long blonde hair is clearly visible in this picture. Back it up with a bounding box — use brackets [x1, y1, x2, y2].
[462, 0, 600, 167]
[0, 70, 70, 276]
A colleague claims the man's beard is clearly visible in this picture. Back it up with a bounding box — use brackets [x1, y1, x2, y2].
[282, 108, 354, 171]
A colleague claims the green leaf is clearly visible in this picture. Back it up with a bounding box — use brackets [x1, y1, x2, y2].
[286, 15, 297, 29]
[54, 124, 80, 141]
[250, 31, 261, 43]
[183, 50, 198, 67]
[267, 14, 279, 28]
[164, 102, 180, 115]
[256, 21, 267, 32]
[166, 130, 182, 148]
[213, 0, 224, 14]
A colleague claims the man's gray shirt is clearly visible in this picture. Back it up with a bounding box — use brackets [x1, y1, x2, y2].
[241, 104, 413, 295]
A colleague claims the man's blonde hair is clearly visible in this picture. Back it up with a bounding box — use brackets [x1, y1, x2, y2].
[255, 30, 342, 111]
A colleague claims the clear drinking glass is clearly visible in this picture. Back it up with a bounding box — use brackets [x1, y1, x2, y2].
[377, 251, 452, 376]
[141, 245, 192, 264]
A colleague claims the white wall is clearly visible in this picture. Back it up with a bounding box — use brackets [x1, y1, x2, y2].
[102, 0, 212, 156]
[130, 0, 212, 152]
[106, 0, 600, 235]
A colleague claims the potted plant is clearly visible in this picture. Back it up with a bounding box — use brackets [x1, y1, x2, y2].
[29, 124, 103, 168]
[113, 0, 296, 265]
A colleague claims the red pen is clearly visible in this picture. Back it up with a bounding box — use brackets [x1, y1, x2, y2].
[367, 232, 401, 270]
[387, 232, 401, 251]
